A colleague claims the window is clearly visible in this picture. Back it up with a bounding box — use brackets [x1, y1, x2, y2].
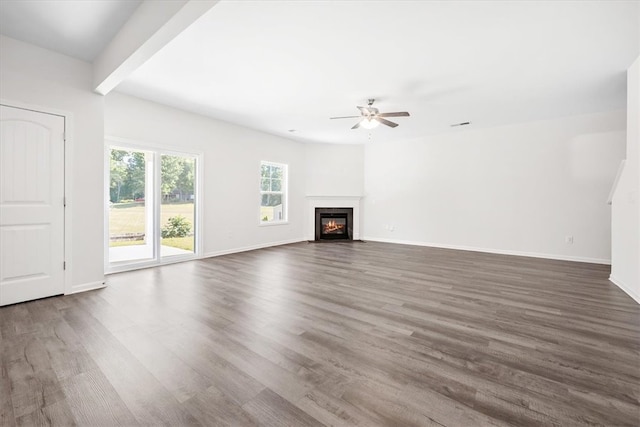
[260, 161, 287, 223]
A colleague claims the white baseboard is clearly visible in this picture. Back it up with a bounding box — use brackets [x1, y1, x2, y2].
[363, 237, 611, 265]
[609, 275, 640, 304]
[67, 280, 106, 295]
[202, 238, 305, 259]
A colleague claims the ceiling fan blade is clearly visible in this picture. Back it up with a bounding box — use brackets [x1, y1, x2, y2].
[357, 106, 369, 115]
[376, 117, 399, 128]
[377, 112, 410, 118]
[351, 120, 363, 129]
[330, 115, 362, 119]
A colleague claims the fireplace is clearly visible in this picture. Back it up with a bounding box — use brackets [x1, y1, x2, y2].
[306, 196, 361, 241]
[315, 208, 353, 241]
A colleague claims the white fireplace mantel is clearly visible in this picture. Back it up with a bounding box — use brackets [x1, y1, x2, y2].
[305, 195, 362, 241]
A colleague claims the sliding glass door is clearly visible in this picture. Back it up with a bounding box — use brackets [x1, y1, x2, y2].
[107, 145, 199, 271]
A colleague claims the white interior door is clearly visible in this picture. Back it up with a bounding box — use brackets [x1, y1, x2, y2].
[0, 105, 65, 306]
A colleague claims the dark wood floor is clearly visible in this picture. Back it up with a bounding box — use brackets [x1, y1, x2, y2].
[1, 241, 639, 426]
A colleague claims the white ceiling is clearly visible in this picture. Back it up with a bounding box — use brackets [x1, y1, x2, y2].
[1, 1, 638, 144]
[116, 0, 639, 144]
[0, 0, 141, 62]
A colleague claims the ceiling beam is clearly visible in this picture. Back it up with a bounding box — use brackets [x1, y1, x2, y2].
[93, 0, 218, 95]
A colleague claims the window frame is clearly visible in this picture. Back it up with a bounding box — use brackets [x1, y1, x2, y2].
[259, 160, 288, 225]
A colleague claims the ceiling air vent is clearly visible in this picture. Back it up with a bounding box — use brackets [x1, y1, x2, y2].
[451, 121, 471, 127]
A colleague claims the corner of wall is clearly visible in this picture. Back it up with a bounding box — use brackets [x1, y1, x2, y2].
[610, 55, 640, 304]
[609, 275, 640, 304]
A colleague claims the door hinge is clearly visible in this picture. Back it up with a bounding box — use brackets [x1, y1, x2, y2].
[63, 261, 66, 270]
[63, 132, 66, 142]
[63, 197, 66, 207]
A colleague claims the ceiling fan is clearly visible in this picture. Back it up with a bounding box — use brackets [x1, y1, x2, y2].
[330, 99, 410, 129]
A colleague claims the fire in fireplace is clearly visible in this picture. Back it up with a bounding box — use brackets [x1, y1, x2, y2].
[322, 217, 346, 235]
[315, 208, 353, 241]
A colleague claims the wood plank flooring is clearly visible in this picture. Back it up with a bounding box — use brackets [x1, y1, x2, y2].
[1, 241, 639, 426]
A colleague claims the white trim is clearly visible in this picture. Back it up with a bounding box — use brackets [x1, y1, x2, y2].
[609, 275, 640, 304]
[0, 99, 86, 296]
[363, 237, 612, 265]
[152, 150, 161, 263]
[195, 151, 204, 257]
[63, 111, 75, 295]
[203, 238, 304, 259]
[106, 253, 196, 274]
[306, 196, 362, 241]
[69, 280, 106, 294]
[305, 195, 364, 200]
[259, 221, 290, 227]
[103, 144, 111, 275]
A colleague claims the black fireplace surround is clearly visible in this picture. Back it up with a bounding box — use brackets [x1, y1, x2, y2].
[315, 207, 353, 241]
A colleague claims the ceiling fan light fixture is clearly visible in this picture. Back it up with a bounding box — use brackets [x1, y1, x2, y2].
[330, 99, 408, 130]
[360, 117, 380, 129]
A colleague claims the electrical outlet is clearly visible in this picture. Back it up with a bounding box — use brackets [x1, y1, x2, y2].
[565, 236, 573, 244]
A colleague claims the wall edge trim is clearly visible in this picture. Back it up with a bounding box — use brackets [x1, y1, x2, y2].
[363, 236, 612, 265]
[67, 280, 106, 295]
[202, 238, 305, 259]
[609, 275, 640, 304]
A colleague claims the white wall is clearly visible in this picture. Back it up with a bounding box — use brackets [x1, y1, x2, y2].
[105, 92, 305, 256]
[364, 110, 626, 263]
[0, 36, 105, 291]
[304, 143, 364, 196]
[2, 34, 630, 296]
[611, 56, 640, 302]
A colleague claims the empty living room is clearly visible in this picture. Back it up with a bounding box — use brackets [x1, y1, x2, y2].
[1, 1, 639, 426]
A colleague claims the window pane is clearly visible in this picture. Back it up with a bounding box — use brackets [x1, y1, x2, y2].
[261, 164, 271, 178]
[271, 179, 282, 192]
[261, 193, 282, 206]
[271, 166, 282, 180]
[109, 149, 153, 263]
[161, 155, 195, 257]
[261, 178, 270, 191]
[261, 193, 283, 222]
